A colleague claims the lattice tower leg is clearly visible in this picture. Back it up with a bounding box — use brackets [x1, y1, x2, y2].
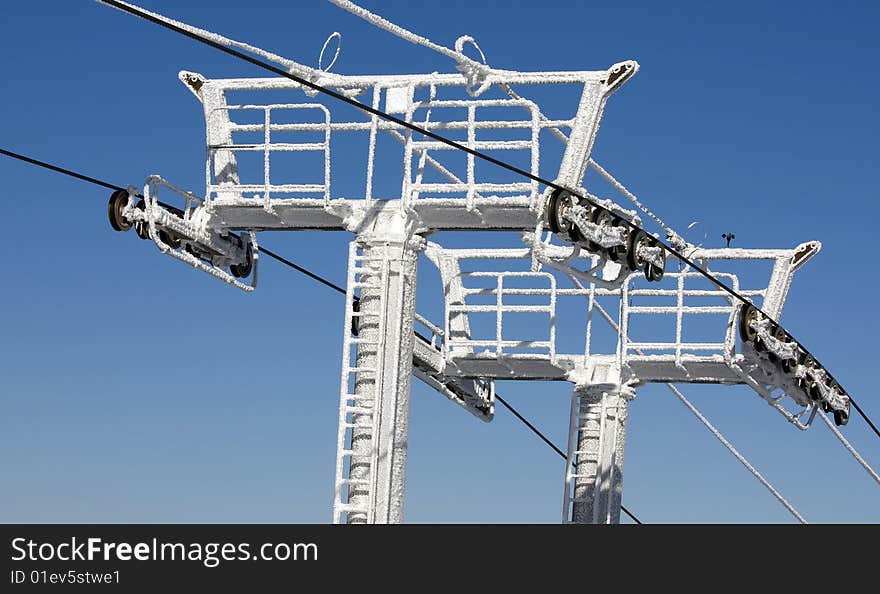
[333, 239, 419, 524]
[564, 385, 630, 524]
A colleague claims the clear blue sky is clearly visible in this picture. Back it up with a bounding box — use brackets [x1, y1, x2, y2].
[1, 0, 878, 523]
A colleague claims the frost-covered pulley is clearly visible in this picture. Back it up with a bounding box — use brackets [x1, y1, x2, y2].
[588, 207, 613, 253]
[545, 188, 579, 243]
[738, 302, 760, 344]
[626, 229, 665, 281]
[133, 199, 150, 240]
[644, 242, 665, 281]
[607, 217, 628, 262]
[79, 0, 869, 526]
[738, 303, 850, 426]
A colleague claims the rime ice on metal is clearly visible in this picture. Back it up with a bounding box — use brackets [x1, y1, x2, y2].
[103, 0, 853, 524]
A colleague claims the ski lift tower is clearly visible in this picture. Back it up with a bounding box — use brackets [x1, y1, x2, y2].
[106, 1, 852, 524]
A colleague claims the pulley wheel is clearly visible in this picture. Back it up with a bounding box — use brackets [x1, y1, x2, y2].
[107, 189, 132, 232]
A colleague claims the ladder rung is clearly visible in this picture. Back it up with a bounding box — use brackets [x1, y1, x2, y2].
[349, 310, 380, 317]
[335, 504, 369, 513]
[347, 367, 377, 374]
[347, 393, 375, 400]
[339, 478, 371, 485]
[345, 406, 375, 415]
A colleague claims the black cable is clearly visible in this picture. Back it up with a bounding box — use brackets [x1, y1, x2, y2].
[495, 394, 642, 524]
[0, 146, 346, 295]
[97, 0, 853, 399]
[850, 399, 880, 441]
[259, 246, 346, 295]
[0, 148, 123, 192]
[1, 145, 647, 522]
[15, 0, 880, 510]
[495, 395, 567, 459]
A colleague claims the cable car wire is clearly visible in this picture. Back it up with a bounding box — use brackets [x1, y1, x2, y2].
[0, 144, 643, 523]
[96, 0, 862, 415]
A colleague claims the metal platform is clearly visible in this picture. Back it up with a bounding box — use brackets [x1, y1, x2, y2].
[102, 0, 850, 525]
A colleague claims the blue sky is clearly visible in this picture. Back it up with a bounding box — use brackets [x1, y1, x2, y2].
[1, 0, 878, 523]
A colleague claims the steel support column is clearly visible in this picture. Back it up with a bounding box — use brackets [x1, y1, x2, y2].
[563, 378, 631, 524]
[338, 236, 419, 524]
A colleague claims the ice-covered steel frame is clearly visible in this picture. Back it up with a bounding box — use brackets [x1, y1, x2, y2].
[96, 0, 854, 525]
[177, 60, 637, 233]
[167, 59, 643, 526]
[127, 62, 831, 524]
[421, 240, 825, 427]
[121, 175, 259, 291]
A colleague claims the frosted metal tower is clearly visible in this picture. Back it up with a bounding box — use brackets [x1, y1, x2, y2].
[104, 1, 851, 524]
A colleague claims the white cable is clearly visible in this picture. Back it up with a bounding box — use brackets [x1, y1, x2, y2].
[587, 158, 685, 249]
[327, 0, 493, 95]
[99, 0, 330, 82]
[665, 383, 808, 524]
[590, 301, 808, 523]
[328, 0, 472, 63]
[818, 411, 880, 486]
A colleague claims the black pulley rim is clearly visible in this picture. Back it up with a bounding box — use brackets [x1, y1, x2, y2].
[546, 189, 574, 236]
[738, 303, 759, 343]
[627, 230, 648, 271]
[646, 262, 664, 282]
[587, 206, 611, 252]
[555, 192, 574, 234]
[107, 189, 132, 232]
[230, 241, 253, 278]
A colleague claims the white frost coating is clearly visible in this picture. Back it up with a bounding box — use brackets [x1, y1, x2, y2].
[98, 0, 857, 523]
[125, 176, 258, 292]
[564, 205, 627, 248]
[584, 300, 808, 522]
[751, 316, 799, 360]
[141, 0, 635, 219]
[317, 32, 343, 73]
[328, 0, 492, 95]
[99, 0, 337, 85]
[433, 242, 826, 430]
[563, 379, 630, 524]
[333, 240, 419, 524]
